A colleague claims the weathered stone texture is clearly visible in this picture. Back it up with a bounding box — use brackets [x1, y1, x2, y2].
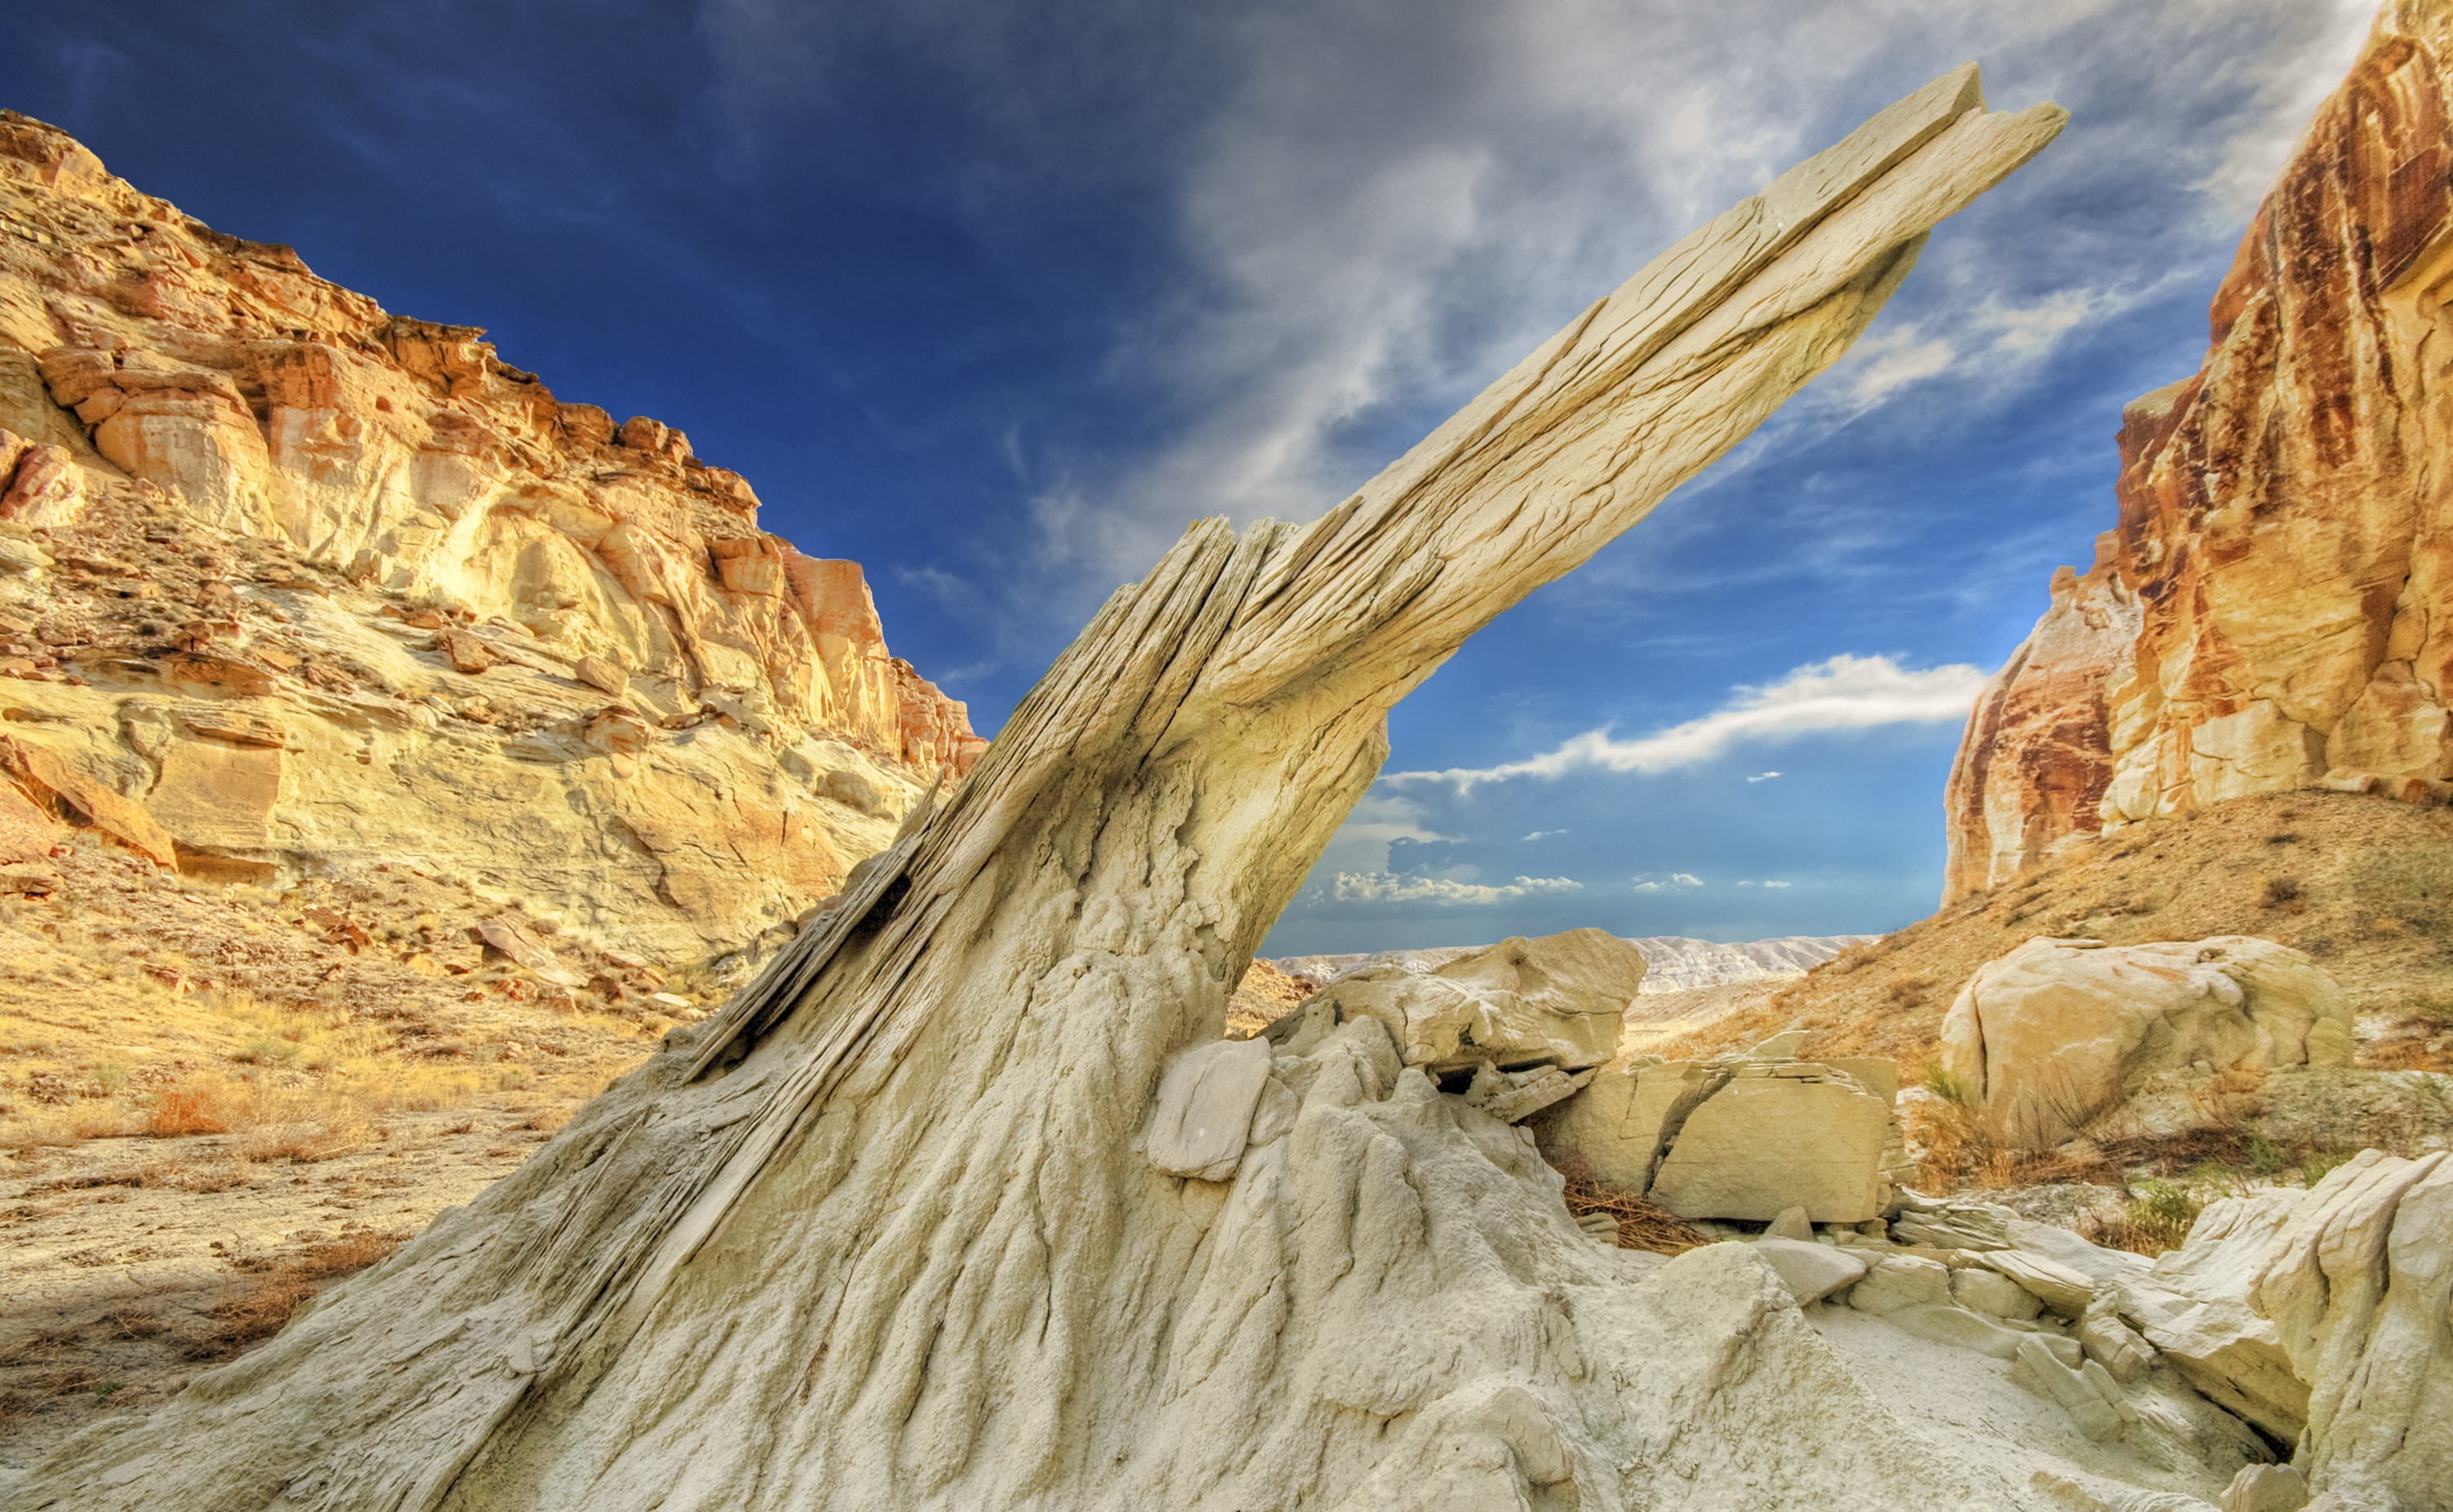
[1943, 2, 2453, 900]
[1938, 935, 2354, 1148]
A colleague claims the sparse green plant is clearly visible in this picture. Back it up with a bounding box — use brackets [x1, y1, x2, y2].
[2300, 1147, 2354, 1187]
[1920, 1063, 1970, 1107]
[2119, 1178, 2202, 1254]
[88, 1063, 128, 1094]
[2246, 1125, 2283, 1178]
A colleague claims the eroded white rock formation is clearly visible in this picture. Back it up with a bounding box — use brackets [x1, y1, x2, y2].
[7, 65, 2068, 1512]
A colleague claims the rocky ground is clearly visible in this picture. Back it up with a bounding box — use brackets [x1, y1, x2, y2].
[0, 829, 684, 1466]
[1654, 788, 2453, 1075]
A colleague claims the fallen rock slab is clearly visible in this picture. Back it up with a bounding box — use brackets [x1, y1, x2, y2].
[1751, 1236, 1867, 1305]
[1306, 926, 1642, 1072]
[1647, 1064, 1891, 1222]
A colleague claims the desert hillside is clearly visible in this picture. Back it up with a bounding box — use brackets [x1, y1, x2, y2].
[0, 109, 981, 966]
[0, 109, 992, 1460]
[1660, 785, 2453, 1076]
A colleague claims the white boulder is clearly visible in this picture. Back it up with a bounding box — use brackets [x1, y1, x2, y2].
[1308, 926, 1642, 1072]
[1938, 936, 2353, 1148]
[1751, 1236, 1868, 1305]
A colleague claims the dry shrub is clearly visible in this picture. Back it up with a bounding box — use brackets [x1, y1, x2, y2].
[208, 1231, 407, 1349]
[1550, 1152, 1708, 1256]
[146, 1082, 231, 1137]
[208, 1274, 317, 1347]
[101, 1308, 164, 1340]
[2080, 1178, 2201, 1257]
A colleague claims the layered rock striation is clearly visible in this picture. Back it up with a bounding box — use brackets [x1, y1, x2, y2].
[1945, 1, 2453, 902]
[0, 113, 981, 956]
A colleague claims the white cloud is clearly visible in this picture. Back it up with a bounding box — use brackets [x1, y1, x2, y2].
[1333, 872, 1583, 905]
[1389, 655, 1984, 791]
[702, 0, 2381, 636]
[1737, 879, 1794, 888]
[1522, 829, 1570, 841]
[1746, 771, 1782, 784]
[1633, 873, 1704, 892]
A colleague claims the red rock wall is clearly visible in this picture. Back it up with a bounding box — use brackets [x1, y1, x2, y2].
[1944, 1, 2453, 901]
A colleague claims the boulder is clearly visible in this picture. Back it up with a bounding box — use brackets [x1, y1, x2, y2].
[1951, 1267, 2041, 1322]
[1646, 1062, 1891, 1222]
[1142, 1037, 1271, 1181]
[1849, 1254, 1952, 1315]
[1306, 926, 1641, 1072]
[1981, 1249, 2097, 1319]
[1749, 1236, 1866, 1305]
[2111, 1147, 2453, 1509]
[2219, 1466, 2307, 1512]
[1937, 936, 2353, 1148]
[1533, 1056, 1721, 1191]
[573, 654, 628, 696]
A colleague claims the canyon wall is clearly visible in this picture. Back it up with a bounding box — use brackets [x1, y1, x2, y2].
[0, 112, 982, 957]
[1945, 0, 2453, 902]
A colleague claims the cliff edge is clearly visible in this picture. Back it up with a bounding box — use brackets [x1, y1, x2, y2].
[1945, 0, 2453, 901]
[0, 112, 983, 957]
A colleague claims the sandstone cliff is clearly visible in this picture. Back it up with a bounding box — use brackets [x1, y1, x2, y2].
[1945, 0, 2453, 901]
[0, 113, 982, 957]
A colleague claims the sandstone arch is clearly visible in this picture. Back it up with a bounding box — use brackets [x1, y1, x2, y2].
[11, 66, 2062, 1512]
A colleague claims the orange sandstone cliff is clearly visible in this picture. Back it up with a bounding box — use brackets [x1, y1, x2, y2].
[1945, 2, 2453, 901]
[0, 112, 983, 957]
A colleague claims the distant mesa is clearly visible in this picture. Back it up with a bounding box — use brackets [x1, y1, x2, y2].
[1273, 932, 1872, 995]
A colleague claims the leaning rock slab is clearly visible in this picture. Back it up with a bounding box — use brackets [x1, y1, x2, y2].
[1648, 1065, 1890, 1222]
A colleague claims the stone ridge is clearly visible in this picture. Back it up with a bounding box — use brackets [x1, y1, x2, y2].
[1943, 0, 2453, 902]
[0, 111, 982, 957]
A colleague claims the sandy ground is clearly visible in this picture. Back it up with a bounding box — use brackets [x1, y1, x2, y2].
[0, 1090, 609, 1469]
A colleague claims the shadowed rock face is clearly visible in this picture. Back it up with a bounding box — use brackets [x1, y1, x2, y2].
[1944, 1, 2453, 903]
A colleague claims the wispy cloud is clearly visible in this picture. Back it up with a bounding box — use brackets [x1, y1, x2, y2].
[1633, 873, 1704, 892]
[1333, 872, 1583, 905]
[1746, 771, 1783, 784]
[1389, 655, 1983, 791]
[1737, 879, 1794, 888]
[1522, 829, 1570, 841]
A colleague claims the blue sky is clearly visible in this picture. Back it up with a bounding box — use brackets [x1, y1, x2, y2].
[5, 1, 2376, 954]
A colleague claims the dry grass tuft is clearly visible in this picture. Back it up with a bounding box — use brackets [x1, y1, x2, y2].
[207, 1231, 408, 1349]
[1552, 1152, 1709, 1256]
[145, 1083, 231, 1138]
